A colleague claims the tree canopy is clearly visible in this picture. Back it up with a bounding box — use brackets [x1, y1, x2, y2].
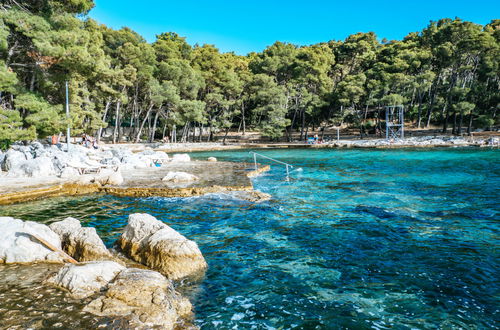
[0, 1, 498, 145]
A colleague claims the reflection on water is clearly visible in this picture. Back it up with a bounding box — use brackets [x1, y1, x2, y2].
[1, 148, 499, 328]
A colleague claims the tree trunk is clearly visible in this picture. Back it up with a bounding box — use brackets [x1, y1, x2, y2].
[150, 110, 160, 142]
[467, 113, 473, 135]
[112, 101, 121, 144]
[416, 93, 423, 129]
[457, 112, 464, 136]
[135, 103, 153, 143]
[241, 101, 246, 135]
[222, 128, 229, 144]
[300, 110, 306, 141]
[97, 100, 111, 143]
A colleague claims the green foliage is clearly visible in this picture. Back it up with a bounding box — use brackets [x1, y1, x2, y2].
[0, 2, 497, 144]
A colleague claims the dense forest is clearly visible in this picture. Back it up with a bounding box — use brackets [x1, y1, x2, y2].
[0, 0, 498, 146]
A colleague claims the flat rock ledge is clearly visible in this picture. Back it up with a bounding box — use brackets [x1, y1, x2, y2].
[119, 213, 208, 280]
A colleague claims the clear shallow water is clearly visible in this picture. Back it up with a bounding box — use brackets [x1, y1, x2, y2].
[1, 148, 499, 329]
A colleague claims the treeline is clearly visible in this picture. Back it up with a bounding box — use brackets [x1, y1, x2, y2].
[0, 0, 498, 145]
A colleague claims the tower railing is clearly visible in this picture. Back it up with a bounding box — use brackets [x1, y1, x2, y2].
[249, 151, 293, 181]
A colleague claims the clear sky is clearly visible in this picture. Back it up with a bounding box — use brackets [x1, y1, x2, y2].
[89, 0, 499, 55]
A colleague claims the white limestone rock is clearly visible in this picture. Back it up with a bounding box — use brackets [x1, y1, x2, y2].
[46, 261, 125, 299]
[118, 213, 207, 280]
[171, 153, 191, 163]
[207, 157, 217, 162]
[59, 166, 80, 179]
[49, 217, 113, 262]
[1, 149, 27, 172]
[161, 171, 199, 183]
[84, 268, 192, 328]
[0, 217, 64, 264]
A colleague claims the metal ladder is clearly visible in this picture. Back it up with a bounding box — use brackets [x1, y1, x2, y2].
[249, 151, 294, 181]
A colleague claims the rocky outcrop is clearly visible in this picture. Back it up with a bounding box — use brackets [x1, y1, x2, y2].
[118, 213, 207, 280]
[1, 149, 28, 172]
[0, 143, 174, 178]
[162, 171, 199, 183]
[0, 217, 65, 264]
[46, 261, 125, 299]
[49, 217, 113, 262]
[84, 268, 192, 328]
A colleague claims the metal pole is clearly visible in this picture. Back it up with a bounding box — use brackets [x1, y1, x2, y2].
[385, 107, 389, 140]
[401, 106, 404, 139]
[65, 81, 70, 152]
[253, 153, 257, 170]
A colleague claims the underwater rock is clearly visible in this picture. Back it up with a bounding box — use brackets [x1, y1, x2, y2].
[171, 153, 191, 163]
[161, 171, 199, 183]
[207, 157, 217, 162]
[0, 217, 64, 264]
[46, 261, 125, 299]
[49, 217, 113, 262]
[84, 267, 192, 328]
[119, 213, 207, 280]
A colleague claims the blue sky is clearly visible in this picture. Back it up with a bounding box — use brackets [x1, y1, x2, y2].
[89, 0, 499, 55]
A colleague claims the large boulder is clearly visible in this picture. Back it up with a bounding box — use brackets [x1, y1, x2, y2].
[94, 169, 124, 186]
[1, 149, 27, 172]
[161, 171, 199, 183]
[171, 153, 190, 163]
[46, 261, 125, 299]
[59, 166, 80, 179]
[207, 157, 217, 162]
[84, 268, 192, 328]
[17, 156, 56, 177]
[0, 217, 64, 264]
[119, 213, 207, 280]
[49, 217, 113, 262]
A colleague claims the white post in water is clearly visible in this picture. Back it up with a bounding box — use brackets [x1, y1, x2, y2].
[336, 127, 340, 142]
[253, 152, 257, 170]
[65, 81, 70, 152]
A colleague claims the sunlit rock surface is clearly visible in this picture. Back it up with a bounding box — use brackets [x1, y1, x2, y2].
[171, 153, 191, 163]
[84, 268, 193, 328]
[162, 171, 199, 183]
[119, 213, 207, 280]
[49, 217, 113, 261]
[46, 261, 125, 299]
[0, 217, 64, 264]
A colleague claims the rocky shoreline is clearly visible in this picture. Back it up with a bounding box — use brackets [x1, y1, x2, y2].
[0, 142, 271, 205]
[0, 213, 204, 329]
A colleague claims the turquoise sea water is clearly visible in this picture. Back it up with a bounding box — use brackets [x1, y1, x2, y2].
[1, 148, 499, 328]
